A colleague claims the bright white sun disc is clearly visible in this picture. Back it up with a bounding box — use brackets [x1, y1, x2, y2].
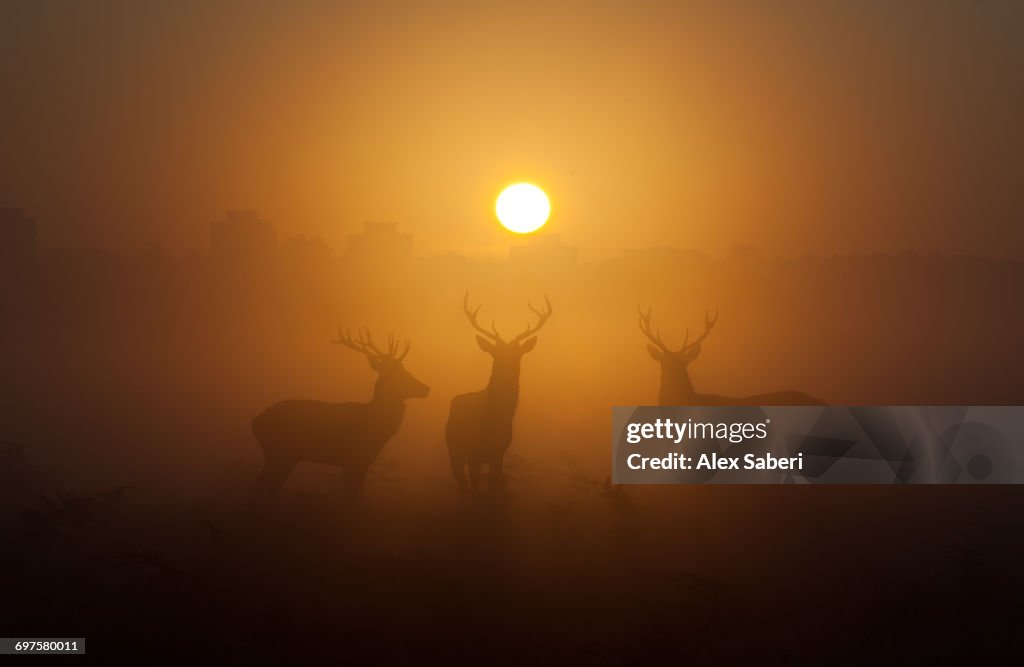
[496, 183, 550, 234]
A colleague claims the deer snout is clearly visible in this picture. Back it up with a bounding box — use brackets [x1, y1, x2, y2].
[413, 381, 430, 399]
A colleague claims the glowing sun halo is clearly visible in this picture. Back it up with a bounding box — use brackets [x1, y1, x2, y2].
[496, 183, 550, 234]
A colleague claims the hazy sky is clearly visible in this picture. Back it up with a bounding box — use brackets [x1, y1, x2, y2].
[1, 0, 1022, 259]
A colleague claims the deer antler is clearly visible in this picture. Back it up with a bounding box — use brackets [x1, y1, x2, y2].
[463, 291, 504, 343]
[681, 309, 719, 353]
[334, 327, 373, 355]
[639, 306, 718, 354]
[639, 306, 673, 355]
[511, 295, 553, 343]
[333, 327, 409, 361]
[359, 329, 388, 357]
[383, 332, 411, 361]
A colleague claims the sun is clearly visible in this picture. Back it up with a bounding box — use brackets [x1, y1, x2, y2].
[495, 183, 550, 234]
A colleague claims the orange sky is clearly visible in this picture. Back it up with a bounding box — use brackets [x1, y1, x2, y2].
[1, 0, 1022, 259]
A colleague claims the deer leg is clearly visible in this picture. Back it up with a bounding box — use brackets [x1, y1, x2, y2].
[467, 459, 482, 496]
[449, 451, 467, 496]
[342, 464, 370, 503]
[253, 455, 297, 509]
[488, 456, 505, 498]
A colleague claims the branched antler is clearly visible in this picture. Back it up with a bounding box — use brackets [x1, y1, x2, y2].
[682, 308, 719, 353]
[464, 292, 554, 345]
[382, 332, 411, 361]
[511, 295, 553, 343]
[639, 306, 718, 354]
[638, 305, 673, 355]
[333, 327, 409, 361]
[464, 291, 505, 343]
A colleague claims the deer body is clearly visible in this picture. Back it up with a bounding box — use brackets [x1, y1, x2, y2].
[446, 357, 521, 488]
[656, 369, 822, 406]
[446, 293, 552, 499]
[252, 330, 428, 504]
[255, 397, 405, 467]
[641, 307, 824, 407]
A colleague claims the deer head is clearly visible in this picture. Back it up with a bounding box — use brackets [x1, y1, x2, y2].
[333, 328, 430, 400]
[462, 291, 553, 376]
[639, 306, 718, 396]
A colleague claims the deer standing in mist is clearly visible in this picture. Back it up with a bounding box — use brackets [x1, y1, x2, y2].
[639, 307, 824, 406]
[251, 330, 429, 506]
[446, 292, 553, 501]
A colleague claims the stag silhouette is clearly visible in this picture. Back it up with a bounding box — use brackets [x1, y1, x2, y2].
[639, 306, 824, 406]
[252, 329, 429, 506]
[446, 292, 553, 502]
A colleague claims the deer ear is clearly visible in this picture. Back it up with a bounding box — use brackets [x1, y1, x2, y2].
[476, 335, 495, 353]
[684, 343, 702, 361]
[367, 356, 384, 372]
[647, 344, 664, 361]
[518, 337, 538, 353]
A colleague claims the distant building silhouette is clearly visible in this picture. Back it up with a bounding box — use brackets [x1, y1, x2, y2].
[728, 243, 762, 261]
[345, 222, 413, 263]
[280, 234, 332, 264]
[0, 208, 36, 263]
[210, 210, 276, 263]
[622, 246, 709, 268]
[509, 233, 578, 267]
